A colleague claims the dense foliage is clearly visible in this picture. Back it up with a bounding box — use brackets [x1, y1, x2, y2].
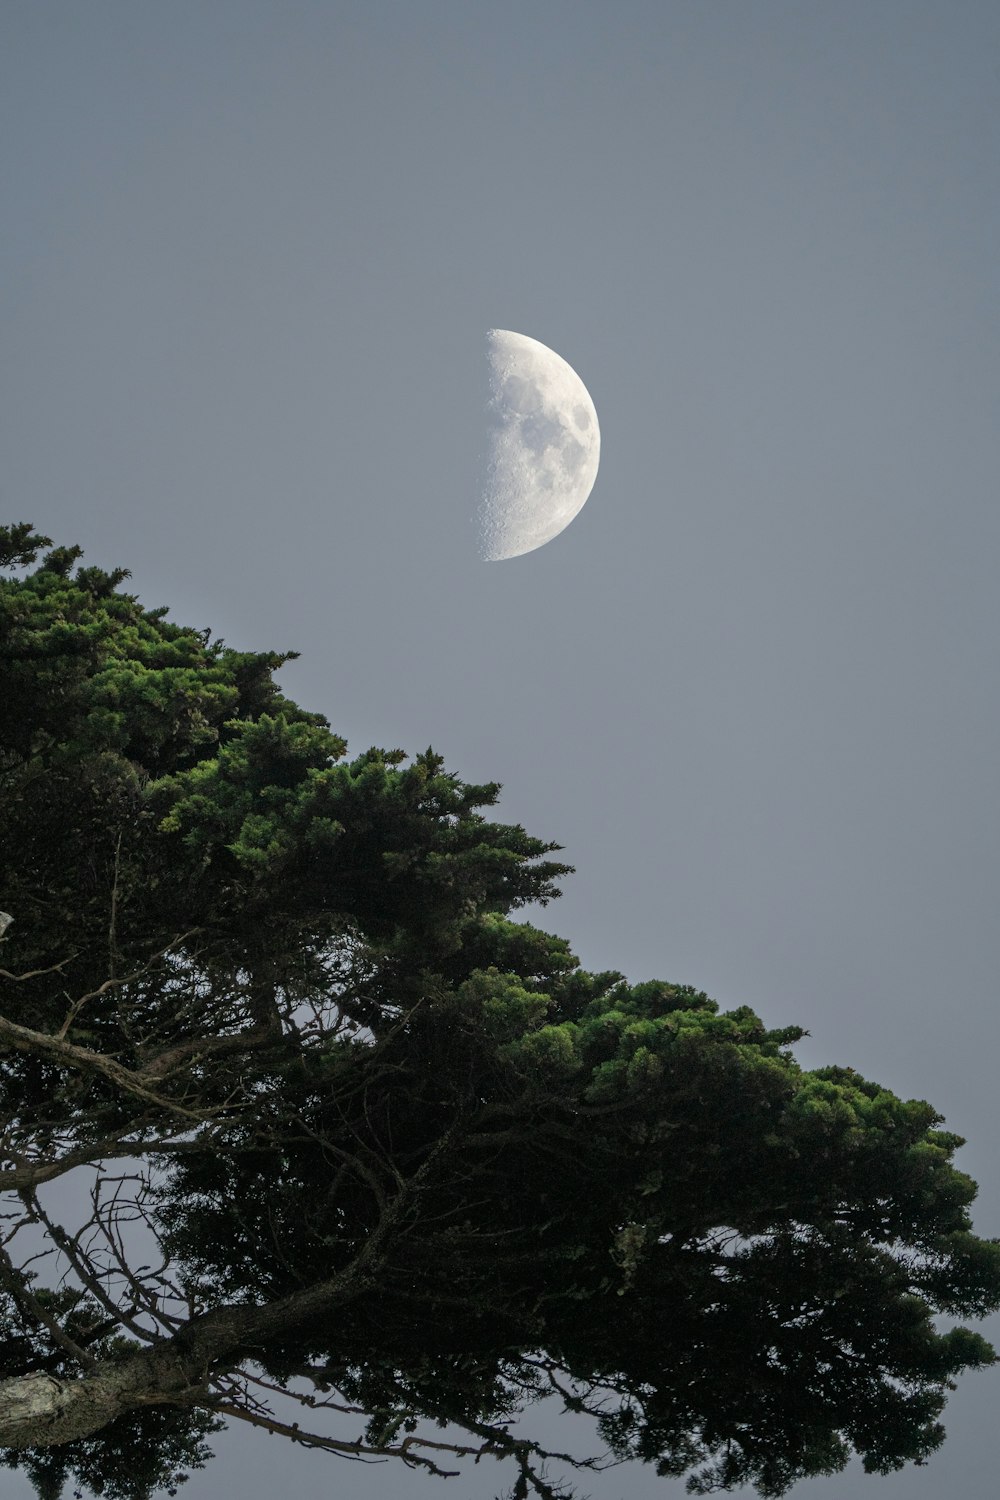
[1, 522, 998, 1500]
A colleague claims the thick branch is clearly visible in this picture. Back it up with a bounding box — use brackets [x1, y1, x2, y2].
[0, 1147, 426, 1450]
[140, 1023, 281, 1080]
[0, 1350, 205, 1450]
[0, 1126, 162, 1192]
[0, 1274, 368, 1451]
[0, 1013, 205, 1121]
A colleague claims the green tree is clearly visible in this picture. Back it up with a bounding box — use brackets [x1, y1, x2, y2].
[1, 523, 998, 1500]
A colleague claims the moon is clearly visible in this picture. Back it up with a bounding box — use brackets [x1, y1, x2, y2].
[479, 329, 600, 561]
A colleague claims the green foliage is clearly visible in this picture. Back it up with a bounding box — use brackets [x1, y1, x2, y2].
[0, 523, 53, 570]
[2, 525, 999, 1500]
[0, 1408, 220, 1500]
[0, 1277, 220, 1500]
[0, 523, 567, 1027]
[156, 960, 1000, 1495]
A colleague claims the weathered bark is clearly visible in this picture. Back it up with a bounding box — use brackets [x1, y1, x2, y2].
[0, 1249, 379, 1450]
[0, 1083, 433, 1452]
[0, 1345, 204, 1448]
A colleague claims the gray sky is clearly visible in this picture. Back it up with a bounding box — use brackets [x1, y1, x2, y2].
[3, 2, 999, 1496]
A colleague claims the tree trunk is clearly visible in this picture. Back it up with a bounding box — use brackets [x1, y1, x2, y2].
[0, 1270, 372, 1450]
[0, 1344, 203, 1448]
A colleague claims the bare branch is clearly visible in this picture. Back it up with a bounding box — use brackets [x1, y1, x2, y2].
[139, 1024, 281, 1080]
[55, 929, 201, 1039]
[0, 1239, 97, 1370]
[107, 831, 122, 982]
[212, 1399, 470, 1478]
[0, 957, 76, 983]
[19, 1191, 160, 1345]
[0, 1011, 209, 1122]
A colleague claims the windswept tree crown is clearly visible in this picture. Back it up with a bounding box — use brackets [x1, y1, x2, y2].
[1, 524, 998, 1500]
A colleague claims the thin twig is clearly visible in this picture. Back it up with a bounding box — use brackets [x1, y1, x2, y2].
[0, 1239, 98, 1370]
[19, 1190, 159, 1345]
[211, 1400, 466, 1477]
[0, 957, 76, 983]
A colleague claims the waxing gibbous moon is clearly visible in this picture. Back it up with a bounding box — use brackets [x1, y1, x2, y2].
[479, 329, 600, 561]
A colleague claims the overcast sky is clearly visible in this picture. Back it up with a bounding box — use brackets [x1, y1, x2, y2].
[3, 3, 999, 1496]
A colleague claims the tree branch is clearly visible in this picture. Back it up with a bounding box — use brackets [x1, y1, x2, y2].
[210, 1400, 466, 1477]
[0, 1012, 208, 1122]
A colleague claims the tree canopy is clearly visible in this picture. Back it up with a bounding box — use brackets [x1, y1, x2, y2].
[1, 522, 999, 1500]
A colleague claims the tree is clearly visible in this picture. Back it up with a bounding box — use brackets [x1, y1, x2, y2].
[1, 522, 998, 1500]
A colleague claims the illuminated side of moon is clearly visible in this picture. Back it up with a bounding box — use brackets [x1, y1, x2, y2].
[480, 329, 600, 561]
